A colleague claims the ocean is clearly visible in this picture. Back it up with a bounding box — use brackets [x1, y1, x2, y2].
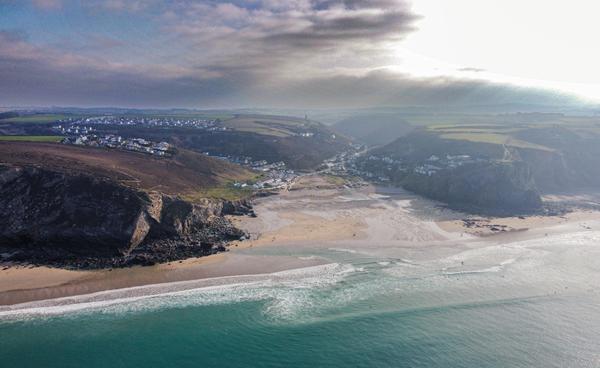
[2, 230, 600, 367]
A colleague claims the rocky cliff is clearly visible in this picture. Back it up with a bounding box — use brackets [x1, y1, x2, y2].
[401, 161, 542, 215]
[0, 165, 252, 268]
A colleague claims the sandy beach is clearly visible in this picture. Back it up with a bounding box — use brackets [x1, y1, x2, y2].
[2, 174, 600, 306]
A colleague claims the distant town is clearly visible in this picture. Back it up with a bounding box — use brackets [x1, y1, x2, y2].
[319, 144, 489, 184]
[54, 115, 228, 131]
[51, 115, 227, 157]
[61, 133, 172, 157]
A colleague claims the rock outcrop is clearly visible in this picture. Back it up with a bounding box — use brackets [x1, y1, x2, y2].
[401, 161, 542, 215]
[0, 165, 251, 268]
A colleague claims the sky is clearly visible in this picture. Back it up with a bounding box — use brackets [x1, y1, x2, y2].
[1, 0, 599, 109]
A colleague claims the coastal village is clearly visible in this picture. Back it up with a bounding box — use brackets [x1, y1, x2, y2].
[206, 153, 298, 190]
[344, 152, 486, 182]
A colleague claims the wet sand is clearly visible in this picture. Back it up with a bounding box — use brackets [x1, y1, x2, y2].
[436, 209, 600, 237]
[2, 174, 599, 306]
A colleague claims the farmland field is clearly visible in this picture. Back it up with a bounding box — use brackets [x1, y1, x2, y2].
[222, 115, 313, 137]
[423, 123, 556, 152]
[439, 132, 554, 151]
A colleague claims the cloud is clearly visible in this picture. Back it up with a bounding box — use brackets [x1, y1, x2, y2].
[164, 0, 419, 77]
[31, 0, 62, 10]
[457, 67, 486, 73]
[90, 0, 158, 12]
[245, 70, 581, 108]
[0, 1, 586, 108]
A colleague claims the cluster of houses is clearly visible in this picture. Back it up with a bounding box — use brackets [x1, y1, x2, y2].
[52, 124, 94, 135]
[62, 134, 172, 157]
[343, 151, 485, 182]
[57, 116, 228, 131]
[322, 143, 366, 173]
[203, 152, 298, 190]
[234, 168, 297, 190]
[203, 153, 286, 171]
[414, 154, 480, 176]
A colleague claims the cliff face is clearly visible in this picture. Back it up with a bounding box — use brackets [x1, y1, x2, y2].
[516, 149, 571, 193]
[0, 166, 147, 255]
[0, 165, 250, 268]
[401, 161, 542, 215]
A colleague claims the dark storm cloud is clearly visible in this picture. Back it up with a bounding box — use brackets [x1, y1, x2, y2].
[245, 70, 581, 108]
[261, 4, 418, 48]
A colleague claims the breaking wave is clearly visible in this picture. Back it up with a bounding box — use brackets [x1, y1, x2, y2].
[0, 263, 359, 322]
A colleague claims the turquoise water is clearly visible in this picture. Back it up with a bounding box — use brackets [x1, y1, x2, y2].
[3, 231, 600, 367]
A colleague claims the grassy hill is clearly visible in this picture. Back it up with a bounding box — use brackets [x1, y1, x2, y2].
[0, 142, 255, 199]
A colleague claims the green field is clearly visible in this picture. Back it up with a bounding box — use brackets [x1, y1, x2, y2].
[0, 135, 63, 142]
[183, 185, 254, 202]
[439, 132, 554, 151]
[0, 114, 73, 124]
[429, 124, 522, 134]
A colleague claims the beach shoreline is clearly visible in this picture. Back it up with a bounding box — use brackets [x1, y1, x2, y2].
[2, 174, 599, 307]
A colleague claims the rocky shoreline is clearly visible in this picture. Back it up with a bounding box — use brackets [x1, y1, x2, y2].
[2, 216, 248, 269]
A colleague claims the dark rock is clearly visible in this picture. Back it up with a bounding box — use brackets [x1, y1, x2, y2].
[0, 164, 253, 269]
[401, 161, 542, 216]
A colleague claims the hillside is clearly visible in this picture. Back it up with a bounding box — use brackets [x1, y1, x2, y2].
[0, 142, 254, 197]
[355, 123, 600, 215]
[0, 111, 352, 170]
[70, 114, 352, 171]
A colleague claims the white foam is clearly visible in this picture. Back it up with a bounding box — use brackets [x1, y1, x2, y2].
[328, 247, 357, 254]
[443, 266, 503, 276]
[0, 263, 358, 322]
[500, 258, 517, 266]
[298, 255, 318, 260]
[6, 230, 599, 324]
